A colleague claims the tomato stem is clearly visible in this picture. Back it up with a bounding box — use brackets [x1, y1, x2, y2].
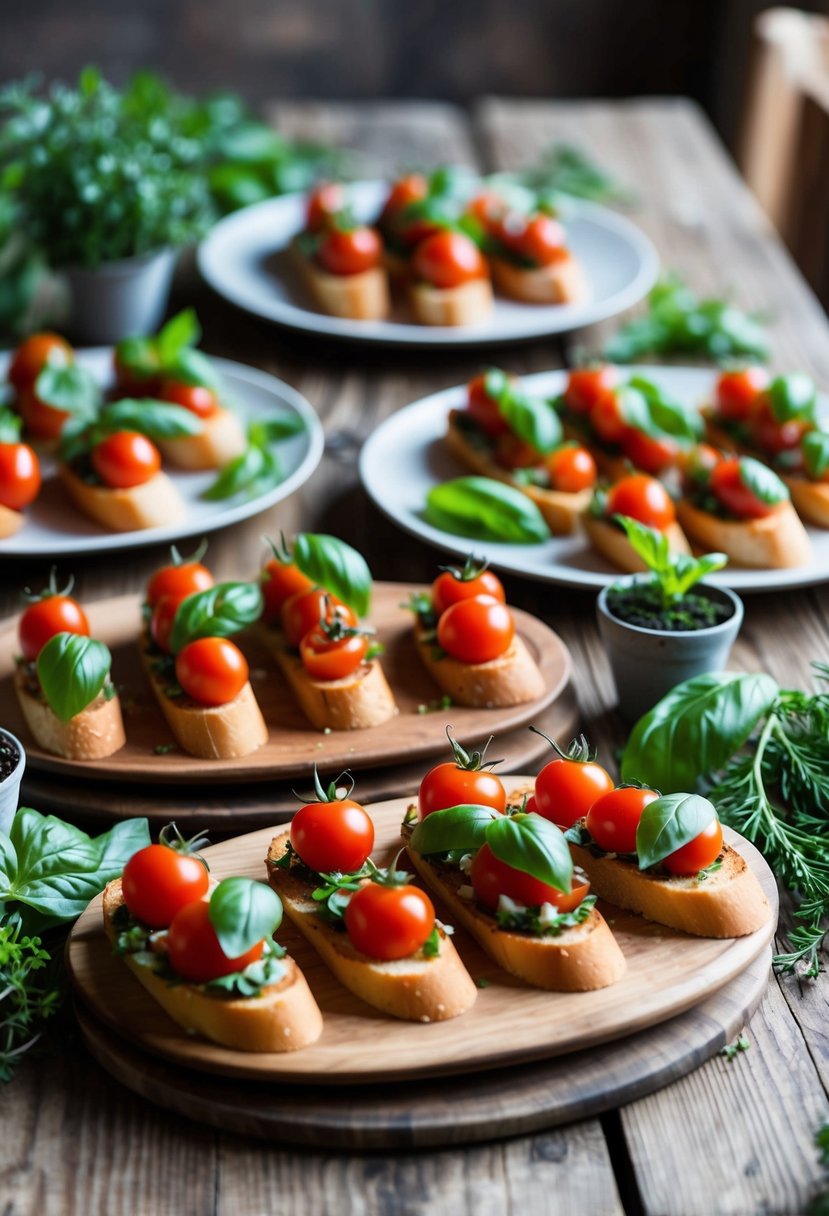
[529, 725, 598, 765]
[445, 725, 502, 771]
[169, 538, 209, 568]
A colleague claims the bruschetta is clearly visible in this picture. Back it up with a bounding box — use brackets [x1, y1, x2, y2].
[59, 457, 184, 532]
[0, 410, 42, 534]
[702, 368, 815, 467]
[292, 190, 389, 321]
[485, 208, 586, 305]
[584, 473, 691, 572]
[409, 231, 493, 326]
[155, 395, 247, 472]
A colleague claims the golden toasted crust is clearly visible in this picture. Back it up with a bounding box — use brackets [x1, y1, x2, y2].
[414, 620, 546, 708]
[15, 669, 125, 760]
[583, 515, 691, 572]
[292, 244, 390, 320]
[409, 278, 493, 326]
[102, 880, 323, 1052]
[266, 832, 477, 1022]
[269, 644, 398, 731]
[59, 464, 185, 532]
[781, 476, 829, 529]
[489, 251, 587, 304]
[0, 503, 24, 538]
[676, 499, 812, 568]
[158, 408, 247, 471]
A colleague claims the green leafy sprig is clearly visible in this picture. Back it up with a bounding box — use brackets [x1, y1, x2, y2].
[613, 515, 727, 609]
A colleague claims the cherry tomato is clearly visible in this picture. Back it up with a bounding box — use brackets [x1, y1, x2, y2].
[585, 787, 660, 854]
[471, 842, 590, 912]
[436, 597, 515, 664]
[9, 333, 73, 394]
[91, 431, 161, 489]
[621, 429, 682, 475]
[380, 174, 429, 224]
[345, 882, 435, 960]
[121, 843, 209, 929]
[167, 898, 265, 984]
[290, 798, 374, 873]
[465, 190, 507, 230]
[317, 226, 382, 276]
[662, 818, 723, 876]
[466, 372, 511, 439]
[282, 588, 357, 648]
[546, 445, 597, 492]
[175, 637, 249, 706]
[751, 400, 810, 456]
[157, 380, 219, 419]
[715, 368, 768, 421]
[680, 443, 722, 491]
[534, 756, 614, 828]
[589, 388, 627, 444]
[261, 559, 313, 622]
[18, 389, 72, 440]
[495, 433, 542, 469]
[710, 458, 776, 519]
[493, 212, 567, 267]
[19, 595, 90, 662]
[564, 366, 619, 416]
[418, 761, 506, 819]
[149, 594, 182, 654]
[0, 443, 41, 510]
[411, 231, 487, 289]
[606, 474, 676, 531]
[432, 566, 505, 616]
[306, 182, 346, 231]
[146, 561, 213, 607]
[299, 627, 368, 681]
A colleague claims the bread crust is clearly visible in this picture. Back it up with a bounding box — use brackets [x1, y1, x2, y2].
[0, 503, 24, 538]
[270, 644, 398, 731]
[293, 244, 390, 320]
[59, 464, 185, 532]
[781, 476, 829, 529]
[409, 278, 493, 326]
[583, 515, 691, 572]
[266, 832, 477, 1022]
[414, 620, 546, 708]
[676, 498, 812, 568]
[158, 408, 247, 471]
[102, 879, 324, 1052]
[489, 251, 587, 304]
[15, 669, 125, 760]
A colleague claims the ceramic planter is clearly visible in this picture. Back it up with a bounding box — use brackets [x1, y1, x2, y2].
[0, 728, 25, 836]
[63, 248, 177, 344]
[596, 579, 744, 723]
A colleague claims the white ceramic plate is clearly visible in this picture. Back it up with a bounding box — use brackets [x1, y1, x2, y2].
[0, 350, 324, 558]
[360, 365, 829, 592]
[197, 181, 659, 347]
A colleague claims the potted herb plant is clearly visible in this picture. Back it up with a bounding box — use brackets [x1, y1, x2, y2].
[0, 728, 25, 835]
[596, 514, 743, 721]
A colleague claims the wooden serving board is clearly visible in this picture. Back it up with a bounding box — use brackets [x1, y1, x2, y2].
[0, 583, 568, 786]
[66, 780, 778, 1085]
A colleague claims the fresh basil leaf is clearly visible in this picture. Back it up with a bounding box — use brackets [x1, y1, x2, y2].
[408, 805, 501, 856]
[739, 456, 789, 506]
[670, 551, 727, 597]
[208, 876, 282, 957]
[498, 390, 562, 454]
[169, 581, 264, 653]
[114, 336, 159, 378]
[635, 793, 718, 869]
[485, 812, 572, 893]
[203, 444, 282, 502]
[424, 477, 551, 544]
[248, 413, 305, 447]
[203, 936, 286, 997]
[293, 533, 372, 617]
[615, 385, 654, 435]
[768, 373, 816, 423]
[614, 515, 671, 573]
[0, 407, 22, 444]
[621, 672, 780, 792]
[36, 633, 112, 723]
[34, 365, 100, 419]
[803, 431, 829, 480]
[163, 347, 221, 390]
[155, 308, 200, 364]
[101, 399, 203, 439]
[629, 378, 703, 441]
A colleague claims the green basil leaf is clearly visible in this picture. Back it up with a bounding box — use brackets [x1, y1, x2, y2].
[293, 533, 373, 617]
[621, 671, 780, 792]
[803, 431, 829, 480]
[739, 456, 789, 505]
[208, 876, 283, 957]
[635, 793, 718, 869]
[424, 477, 551, 544]
[248, 413, 305, 447]
[163, 347, 221, 390]
[101, 399, 203, 439]
[114, 336, 159, 378]
[485, 812, 573, 893]
[202, 444, 281, 502]
[34, 365, 100, 419]
[629, 377, 704, 441]
[616, 386, 654, 434]
[155, 308, 200, 364]
[498, 390, 562, 454]
[408, 805, 501, 856]
[169, 581, 264, 653]
[36, 633, 112, 723]
[768, 373, 816, 423]
[0, 407, 22, 443]
[614, 515, 671, 573]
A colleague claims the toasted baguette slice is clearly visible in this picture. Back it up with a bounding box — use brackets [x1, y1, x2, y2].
[102, 880, 323, 1052]
[59, 464, 185, 533]
[489, 251, 586, 304]
[15, 668, 125, 760]
[781, 476, 829, 529]
[445, 412, 591, 535]
[676, 498, 812, 568]
[414, 620, 545, 708]
[270, 644, 398, 731]
[266, 832, 477, 1022]
[409, 278, 493, 327]
[0, 503, 25, 538]
[158, 408, 247, 471]
[293, 245, 390, 320]
[403, 828, 626, 991]
[141, 644, 268, 759]
[567, 825, 771, 938]
[583, 515, 691, 572]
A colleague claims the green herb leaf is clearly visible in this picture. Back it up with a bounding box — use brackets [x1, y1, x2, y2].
[635, 793, 718, 869]
[768, 373, 816, 423]
[424, 476, 551, 544]
[163, 347, 221, 390]
[101, 399, 203, 439]
[408, 805, 501, 857]
[208, 877, 282, 957]
[614, 515, 727, 603]
[485, 812, 572, 893]
[803, 431, 829, 480]
[293, 533, 373, 617]
[155, 308, 200, 364]
[248, 413, 305, 446]
[202, 444, 281, 502]
[34, 366, 100, 419]
[738, 456, 789, 506]
[114, 337, 159, 379]
[169, 580, 263, 654]
[203, 936, 286, 997]
[35, 633, 112, 722]
[483, 371, 562, 454]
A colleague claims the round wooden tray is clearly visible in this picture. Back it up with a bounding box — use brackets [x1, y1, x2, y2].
[0, 584, 568, 785]
[66, 782, 778, 1085]
[75, 945, 770, 1148]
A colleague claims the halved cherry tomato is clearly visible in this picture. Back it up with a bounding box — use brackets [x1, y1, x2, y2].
[175, 637, 248, 706]
[411, 231, 486, 289]
[495, 433, 542, 469]
[663, 818, 723, 876]
[149, 594, 182, 654]
[345, 882, 435, 960]
[589, 387, 627, 444]
[0, 443, 41, 510]
[261, 559, 313, 622]
[290, 798, 374, 873]
[157, 380, 219, 419]
[585, 786, 659, 854]
[19, 594, 90, 662]
[317, 226, 382, 276]
[18, 389, 72, 440]
[546, 445, 597, 492]
[9, 333, 73, 394]
[564, 366, 619, 416]
[122, 843, 209, 929]
[751, 400, 810, 456]
[432, 565, 505, 616]
[621, 429, 681, 475]
[299, 627, 368, 681]
[436, 597, 514, 664]
[606, 474, 676, 530]
[306, 182, 346, 232]
[146, 560, 213, 608]
[471, 842, 590, 912]
[709, 458, 776, 519]
[281, 588, 357, 648]
[715, 368, 768, 422]
[91, 431, 161, 489]
[466, 372, 511, 439]
[167, 898, 264, 984]
[534, 754, 614, 828]
[492, 212, 567, 267]
[418, 761, 506, 819]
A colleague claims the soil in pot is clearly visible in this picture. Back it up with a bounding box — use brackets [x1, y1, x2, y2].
[0, 734, 20, 782]
[604, 583, 733, 632]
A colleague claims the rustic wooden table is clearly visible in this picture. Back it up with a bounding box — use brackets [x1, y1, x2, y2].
[2, 98, 829, 1216]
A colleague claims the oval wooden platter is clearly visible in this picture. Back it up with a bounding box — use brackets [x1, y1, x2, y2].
[66, 779, 778, 1086]
[0, 583, 568, 786]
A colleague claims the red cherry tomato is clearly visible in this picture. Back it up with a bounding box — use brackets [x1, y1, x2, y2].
[19, 594, 90, 662]
[432, 566, 505, 616]
[9, 333, 73, 394]
[606, 474, 676, 531]
[466, 372, 511, 439]
[546, 445, 597, 492]
[564, 366, 619, 416]
[436, 597, 515, 664]
[0, 443, 41, 510]
[621, 429, 682, 475]
[281, 588, 357, 648]
[299, 627, 368, 681]
[91, 431, 161, 489]
[317, 226, 382, 276]
[494, 433, 542, 470]
[157, 380, 219, 419]
[290, 799, 375, 873]
[306, 182, 346, 231]
[121, 844, 209, 929]
[418, 761, 506, 819]
[710, 458, 775, 520]
[261, 559, 314, 623]
[585, 787, 660, 854]
[167, 898, 264, 984]
[493, 212, 567, 267]
[751, 400, 810, 456]
[18, 389, 72, 440]
[534, 755, 615, 828]
[589, 388, 627, 444]
[146, 561, 213, 607]
[149, 594, 182, 654]
[465, 191, 508, 230]
[715, 368, 769, 421]
[381, 174, 429, 221]
[411, 231, 487, 289]
[344, 882, 435, 960]
[471, 842, 590, 912]
[662, 819, 723, 876]
[175, 638, 249, 706]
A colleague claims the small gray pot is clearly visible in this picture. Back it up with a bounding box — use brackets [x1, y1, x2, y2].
[596, 579, 744, 724]
[63, 248, 177, 344]
[0, 729, 25, 836]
